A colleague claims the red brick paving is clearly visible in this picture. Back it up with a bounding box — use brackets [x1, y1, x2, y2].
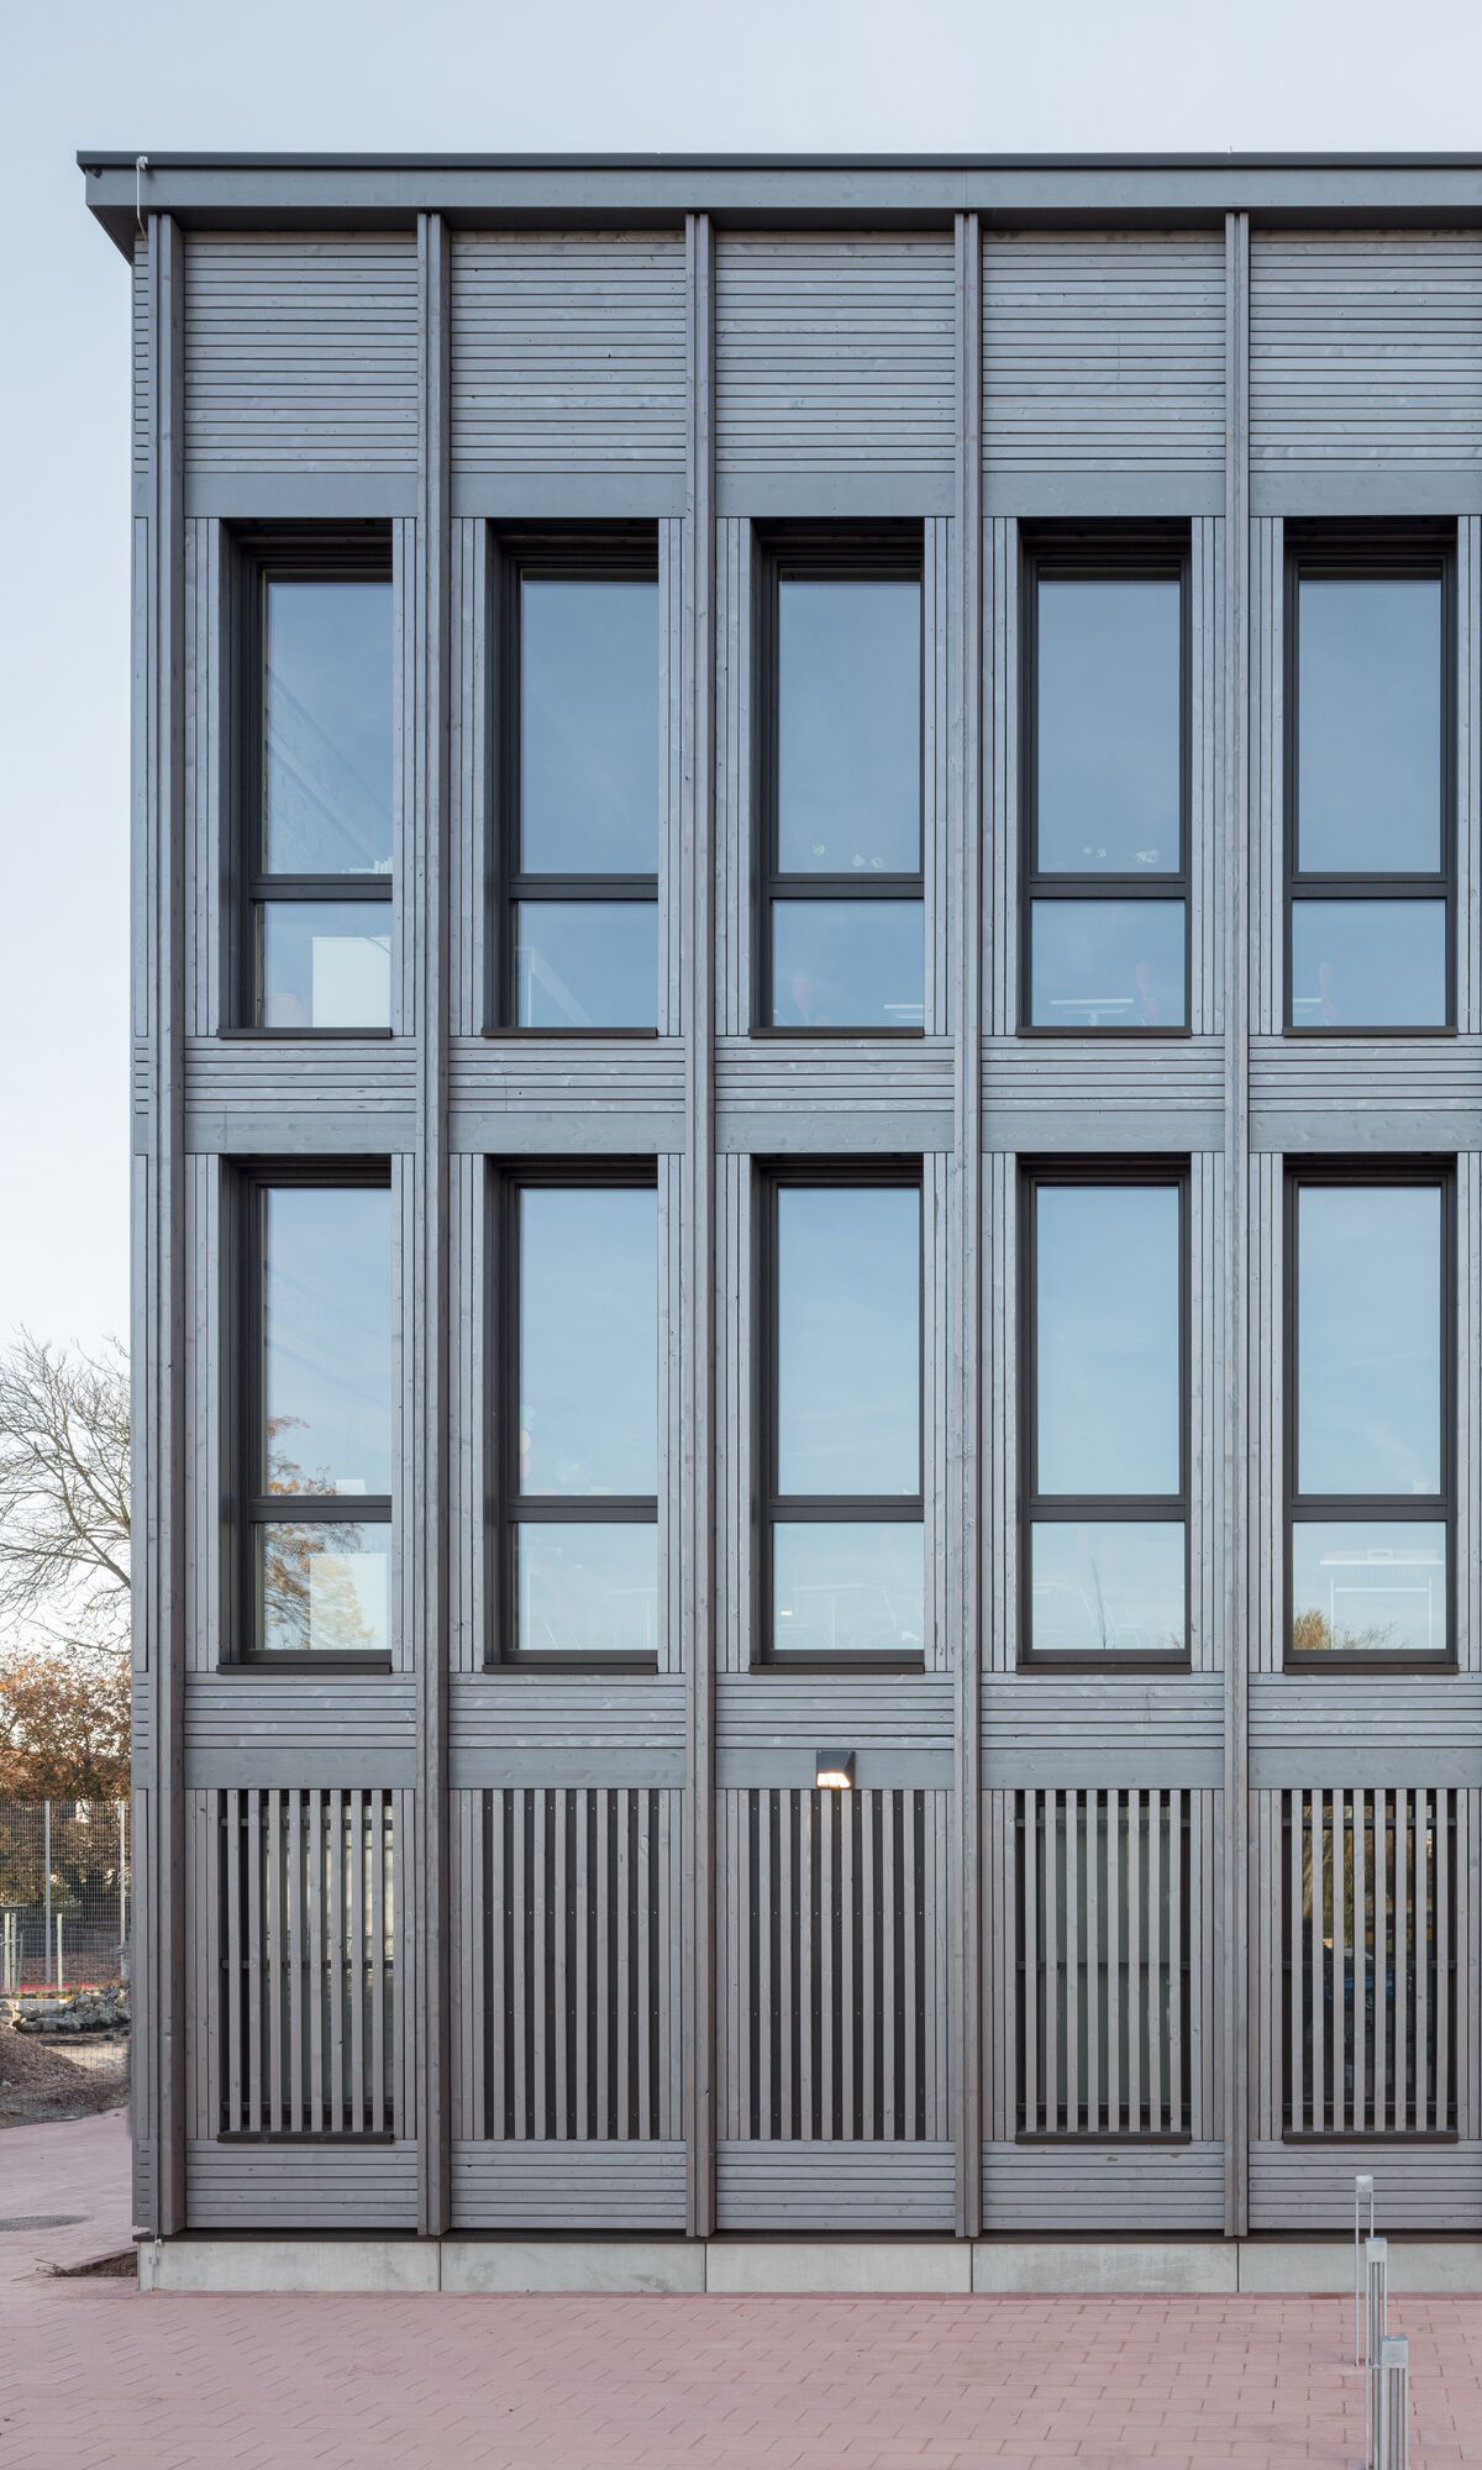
[3, 2119, 1481, 2468]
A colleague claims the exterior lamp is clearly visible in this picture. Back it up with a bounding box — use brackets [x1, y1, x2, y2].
[815, 1751, 856, 1791]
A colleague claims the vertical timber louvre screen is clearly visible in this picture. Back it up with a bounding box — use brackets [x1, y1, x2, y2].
[721, 1788, 950, 2141]
[218, 1788, 399, 2138]
[1017, 1789, 1191, 2138]
[460, 1788, 681, 2143]
[1282, 1788, 1455, 2137]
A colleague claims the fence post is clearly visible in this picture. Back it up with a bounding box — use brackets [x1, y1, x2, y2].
[119, 1800, 128, 1970]
[43, 1801, 52, 1987]
[1354, 2173, 1376, 2364]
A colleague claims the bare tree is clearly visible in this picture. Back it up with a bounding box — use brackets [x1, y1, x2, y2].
[0, 1332, 130, 1657]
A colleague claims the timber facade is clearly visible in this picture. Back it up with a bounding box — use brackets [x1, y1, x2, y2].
[87, 152, 1482, 2256]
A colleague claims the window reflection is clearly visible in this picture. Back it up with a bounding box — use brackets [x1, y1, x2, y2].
[1035, 578, 1182, 877]
[514, 902, 658, 1030]
[772, 1522, 924, 1659]
[1296, 1185, 1441, 1498]
[1035, 1184, 1181, 1497]
[1029, 899, 1186, 1029]
[1030, 1521, 1186, 1657]
[1290, 901, 1447, 1030]
[520, 579, 658, 875]
[262, 1186, 392, 1498]
[1297, 576, 1442, 875]
[1290, 1522, 1447, 1658]
[771, 899, 923, 1030]
[776, 1184, 920, 1498]
[777, 579, 920, 875]
[518, 1187, 657, 1497]
[259, 1522, 390, 1656]
[259, 903, 392, 1030]
[263, 579, 393, 876]
[515, 1523, 658, 1659]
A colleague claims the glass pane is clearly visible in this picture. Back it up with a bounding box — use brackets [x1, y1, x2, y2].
[259, 1521, 390, 1656]
[776, 1184, 919, 1496]
[1297, 575, 1442, 873]
[777, 579, 921, 874]
[519, 1186, 657, 1496]
[1290, 899, 1447, 1029]
[772, 1522, 924, 1658]
[262, 578, 393, 874]
[1291, 1521, 1448, 1656]
[520, 579, 658, 873]
[262, 1186, 391, 1496]
[259, 903, 392, 1029]
[515, 1523, 658, 1657]
[771, 899, 924, 1029]
[1036, 578, 1182, 875]
[1297, 1185, 1441, 1496]
[1029, 1522, 1186, 1657]
[1029, 900, 1186, 1030]
[1036, 1184, 1181, 1497]
[513, 901, 658, 1030]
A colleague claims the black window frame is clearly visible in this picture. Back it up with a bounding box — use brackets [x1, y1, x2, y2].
[1284, 1159, 1455, 1673]
[1020, 528, 1192, 1039]
[754, 1158, 926, 1670]
[1283, 526, 1456, 1038]
[754, 527, 926, 1039]
[492, 530, 661, 1038]
[1019, 1160, 1192, 1671]
[229, 527, 396, 1040]
[489, 1160, 661, 1669]
[233, 1157, 394, 1669]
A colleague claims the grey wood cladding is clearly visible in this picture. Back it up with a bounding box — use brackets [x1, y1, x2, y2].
[119, 166, 1482, 2249]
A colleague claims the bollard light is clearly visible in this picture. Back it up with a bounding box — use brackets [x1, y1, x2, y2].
[1354, 2173, 1376, 2365]
[1364, 2237, 1388, 2467]
[1375, 2332, 1409, 2470]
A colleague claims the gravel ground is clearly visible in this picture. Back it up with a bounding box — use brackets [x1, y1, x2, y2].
[0, 2024, 127, 2127]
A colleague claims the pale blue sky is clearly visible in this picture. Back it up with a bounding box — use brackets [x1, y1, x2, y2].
[4, 0, 1482, 1349]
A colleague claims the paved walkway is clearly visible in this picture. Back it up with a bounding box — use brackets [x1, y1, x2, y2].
[3, 2122, 1480, 2467]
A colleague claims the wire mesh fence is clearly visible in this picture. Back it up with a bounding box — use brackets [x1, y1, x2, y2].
[0, 1802, 130, 1994]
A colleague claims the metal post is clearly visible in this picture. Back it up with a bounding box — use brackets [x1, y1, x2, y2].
[1364, 2237, 1389, 2466]
[43, 1802, 52, 1986]
[119, 1800, 128, 1979]
[55, 1914, 64, 1992]
[1354, 2172, 1376, 2363]
[1374, 2333, 1409, 2470]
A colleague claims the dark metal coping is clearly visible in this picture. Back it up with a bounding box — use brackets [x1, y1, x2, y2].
[78, 149, 1482, 259]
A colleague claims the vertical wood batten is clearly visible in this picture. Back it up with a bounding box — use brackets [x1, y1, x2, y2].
[682, 209, 717, 2237]
[1222, 208, 1252, 2238]
[413, 210, 452, 2236]
[953, 209, 984, 2238]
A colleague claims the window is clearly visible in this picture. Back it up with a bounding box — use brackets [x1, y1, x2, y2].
[1282, 1787, 1455, 2137]
[500, 544, 659, 1030]
[1018, 1788, 1190, 2139]
[1286, 534, 1453, 1031]
[241, 1167, 393, 1660]
[1022, 1168, 1188, 1661]
[760, 1168, 923, 1662]
[497, 1171, 659, 1660]
[1286, 1167, 1451, 1664]
[242, 544, 394, 1031]
[760, 538, 924, 1032]
[1023, 538, 1188, 1033]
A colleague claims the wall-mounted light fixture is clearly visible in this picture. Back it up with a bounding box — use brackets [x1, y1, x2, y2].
[815, 1750, 855, 1791]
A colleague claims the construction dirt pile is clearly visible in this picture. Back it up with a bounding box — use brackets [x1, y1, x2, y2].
[0, 2020, 128, 2127]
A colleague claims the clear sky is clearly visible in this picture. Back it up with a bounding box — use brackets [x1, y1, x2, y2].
[5, 0, 1482, 1351]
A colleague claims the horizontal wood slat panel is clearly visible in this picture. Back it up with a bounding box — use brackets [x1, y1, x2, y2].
[185, 234, 418, 472]
[1251, 233, 1482, 470]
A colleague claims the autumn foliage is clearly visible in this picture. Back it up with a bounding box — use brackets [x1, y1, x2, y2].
[0, 1650, 129, 1801]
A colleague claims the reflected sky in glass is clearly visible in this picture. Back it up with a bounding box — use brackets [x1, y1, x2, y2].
[1297, 1185, 1441, 1496]
[259, 1521, 390, 1655]
[520, 1186, 656, 1496]
[1289, 899, 1446, 1029]
[263, 579, 393, 875]
[520, 580, 658, 873]
[1029, 1521, 1186, 1655]
[1290, 1520, 1447, 1656]
[1036, 579, 1181, 875]
[1297, 576, 1442, 873]
[776, 1184, 919, 1496]
[514, 901, 657, 1029]
[771, 899, 923, 1028]
[516, 1522, 657, 1656]
[263, 1186, 391, 1496]
[1029, 899, 1186, 1029]
[777, 580, 920, 875]
[259, 903, 392, 1029]
[1036, 1183, 1181, 1496]
[772, 1521, 923, 1657]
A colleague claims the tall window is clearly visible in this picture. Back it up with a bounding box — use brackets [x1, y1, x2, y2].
[1023, 1168, 1188, 1662]
[246, 551, 394, 1031]
[1023, 540, 1188, 1033]
[502, 546, 659, 1030]
[499, 1172, 658, 1660]
[243, 1167, 392, 1659]
[1286, 536, 1452, 1031]
[1287, 1168, 1451, 1664]
[761, 540, 924, 1032]
[761, 1169, 923, 1662]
